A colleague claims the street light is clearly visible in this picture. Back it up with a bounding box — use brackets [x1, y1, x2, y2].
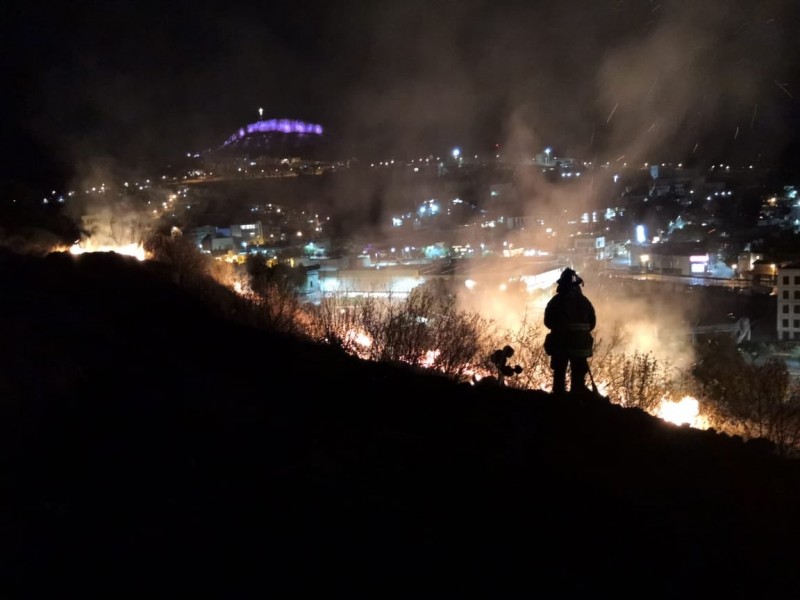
[544, 147, 552, 165]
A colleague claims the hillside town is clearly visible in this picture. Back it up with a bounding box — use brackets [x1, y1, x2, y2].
[35, 117, 796, 357]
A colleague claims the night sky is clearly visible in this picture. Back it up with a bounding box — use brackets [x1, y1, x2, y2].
[4, 0, 800, 189]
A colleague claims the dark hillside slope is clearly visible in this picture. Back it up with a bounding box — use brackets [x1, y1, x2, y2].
[1, 249, 800, 597]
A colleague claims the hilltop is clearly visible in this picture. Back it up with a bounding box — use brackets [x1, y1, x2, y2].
[1, 248, 800, 597]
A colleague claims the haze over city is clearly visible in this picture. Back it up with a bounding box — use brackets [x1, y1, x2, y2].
[5, 1, 800, 596]
[4, 0, 800, 191]
[4, 0, 800, 420]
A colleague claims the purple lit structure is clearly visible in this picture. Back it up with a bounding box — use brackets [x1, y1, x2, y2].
[223, 119, 323, 147]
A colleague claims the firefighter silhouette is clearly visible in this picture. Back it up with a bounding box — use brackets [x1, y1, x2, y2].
[544, 268, 597, 394]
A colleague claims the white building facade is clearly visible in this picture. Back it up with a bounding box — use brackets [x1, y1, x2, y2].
[777, 264, 800, 341]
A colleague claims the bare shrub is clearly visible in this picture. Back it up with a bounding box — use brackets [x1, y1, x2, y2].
[144, 230, 210, 286]
[587, 321, 629, 391]
[691, 335, 800, 454]
[374, 290, 437, 365]
[730, 358, 791, 439]
[305, 288, 494, 381]
[614, 351, 676, 412]
[244, 282, 304, 337]
[421, 294, 496, 381]
[207, 259, 246, 291]
[305, 294, 374, 356]
[224, 256, 307, 336]
[766, 383, 800, 457]
[499, 311, 550, 391]
[714, 358, 800, 455]
[582, 322, 673, 407]
[306, 293, 399, 361]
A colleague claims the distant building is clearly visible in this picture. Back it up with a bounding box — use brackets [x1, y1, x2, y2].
[572, 235, 606, 261]
[193, 223, 264, 254]
[313, 256, 563, 301]
[320, 265, 425, 298]
[231, 222, 264, 246]
[752, 259, 778, 291]
[192, 225, 233, 253]
[502, 215, 536, 231]
[777, 263, 800, 341]
[211, 237, 235, 252]
[629, 242, 714, 276]
[737, 251, 764, 276]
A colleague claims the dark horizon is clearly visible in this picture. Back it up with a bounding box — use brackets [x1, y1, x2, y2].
[4, 0, 800, 192]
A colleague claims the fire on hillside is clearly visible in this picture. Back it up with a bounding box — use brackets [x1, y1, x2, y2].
[53, 241, 709, 431]
[66, 241, 148, 261]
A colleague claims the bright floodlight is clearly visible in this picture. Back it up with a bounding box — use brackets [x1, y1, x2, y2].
[452, 147, 461, 159]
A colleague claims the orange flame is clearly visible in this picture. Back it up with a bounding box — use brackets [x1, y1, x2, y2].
[67, 241, 147, 261]
[657, 396, 709, 429]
